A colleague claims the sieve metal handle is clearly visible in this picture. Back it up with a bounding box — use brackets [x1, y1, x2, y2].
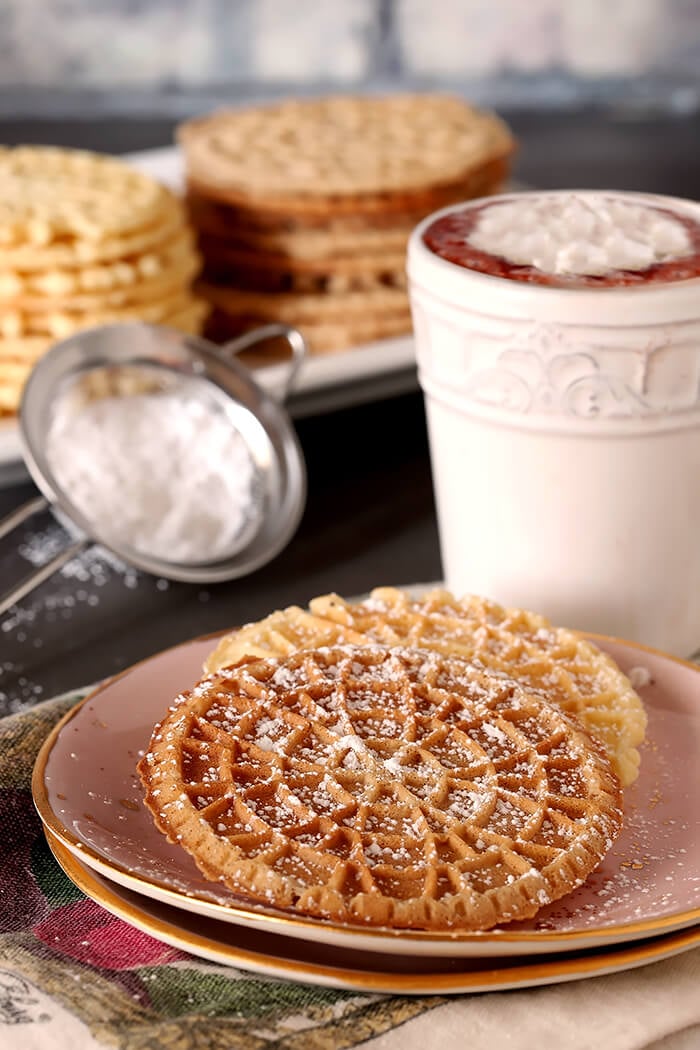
[0, 495, 90, 617]
[221, 324, 308, 404]
[0, 537, 89, 619]
[0, 494, 48, 542]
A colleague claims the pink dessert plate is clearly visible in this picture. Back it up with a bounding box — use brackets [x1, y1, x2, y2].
[33, 627, 700, 959]
[45, 828, 700, 995]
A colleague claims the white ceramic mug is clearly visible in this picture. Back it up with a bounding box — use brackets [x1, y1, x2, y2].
[407, 189, 700, 657]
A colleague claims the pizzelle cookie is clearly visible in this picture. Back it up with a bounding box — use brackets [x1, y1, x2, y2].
[0, 146, 179, 264]
[0, 145, 206, 416]
[179, 93, 515, 356]
[187, 195, 419, 254]
[204, 587, 647, 787]
[203, 282, 411, 354]
[199, 283, 410, 323]
[1, 209, 185, 272]
[0, 288, 203, 339]
[0, 298, 207, 416]
[138, 644, 622, 931]
[178, 94, 514, 208]
[0, 229, 198, 306]
[197, 240, 408, 293]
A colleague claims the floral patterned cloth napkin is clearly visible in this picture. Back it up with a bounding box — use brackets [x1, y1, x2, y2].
[2, 691, 700, 1050]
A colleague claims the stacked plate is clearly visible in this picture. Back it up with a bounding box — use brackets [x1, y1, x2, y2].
[32, 627, 700, 994]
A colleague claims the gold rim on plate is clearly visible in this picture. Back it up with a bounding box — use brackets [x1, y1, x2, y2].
[45, 828, 700, 996]
[32, 626, 700, 953]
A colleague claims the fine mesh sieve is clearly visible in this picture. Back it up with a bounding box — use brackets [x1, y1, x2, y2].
[0, 321, 308, 615]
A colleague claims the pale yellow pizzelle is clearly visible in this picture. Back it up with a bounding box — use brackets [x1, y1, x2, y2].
[0, 229, 199, 306]
[1, 288, 205, 340]
[0, 146, 207, 416]
[0, 208, 185, 271]
[205, 588, 647, 787]
[0, 146, 178, 253]
[0, 299, 208, 415]
[162, 299, 209, 334]
[138, 644, 623, 931]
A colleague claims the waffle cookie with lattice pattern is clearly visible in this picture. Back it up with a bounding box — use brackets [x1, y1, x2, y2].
[179, 94, 513, 354]
[0, 145, 205, 416]
[204, 588, 647, 787]
[139, 644, 623, 931]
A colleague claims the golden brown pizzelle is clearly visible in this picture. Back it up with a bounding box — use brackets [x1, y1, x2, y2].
[178, 95, 514, 206]
[187, 188, 482, 237]
[186, 155, 511, 224]
[197, 239, 407, 283]
[138, 644, 623, 931]
[187, 194, 420, 249]
[202, 281, 412, 354]
[199, 283, 410, 323]
[179, 93, 515, 355]
[205, 587, 647, 787]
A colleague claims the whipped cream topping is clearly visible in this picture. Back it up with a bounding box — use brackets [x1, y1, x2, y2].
[467, 195, 692, 277]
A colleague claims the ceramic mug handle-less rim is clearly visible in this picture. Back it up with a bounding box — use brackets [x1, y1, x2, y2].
[220, 325, 308, 404]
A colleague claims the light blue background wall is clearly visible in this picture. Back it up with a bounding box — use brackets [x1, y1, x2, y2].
[0, 0, 699, 115]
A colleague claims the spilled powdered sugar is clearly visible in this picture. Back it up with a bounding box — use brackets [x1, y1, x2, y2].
[0, 518, 211, 715]
[627, 665, 653, 689]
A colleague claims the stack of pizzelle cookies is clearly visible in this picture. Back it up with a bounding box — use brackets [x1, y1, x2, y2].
[0, 146, 207, 417]
[178, 94, 515, 356]
[138, 587, 646, 933]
